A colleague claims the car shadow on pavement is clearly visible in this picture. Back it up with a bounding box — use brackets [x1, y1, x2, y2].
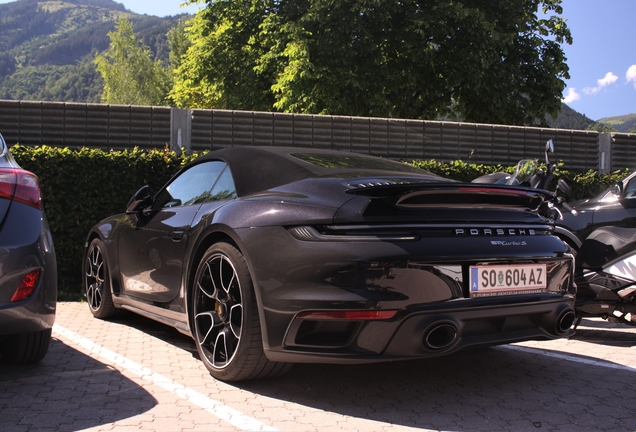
[107, 313, 636, 432]
[0, 336, 157, 432]
[572, 318, 636, 347]
[238, 346, 636, 431]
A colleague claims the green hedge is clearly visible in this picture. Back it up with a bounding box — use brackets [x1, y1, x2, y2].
[8, 145, 629, 299]
[409, 159, 630, 201]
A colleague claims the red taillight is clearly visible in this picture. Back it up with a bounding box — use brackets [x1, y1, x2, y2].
[296, 310, 398, 320]
[0, 168, 41, 210]
[10, 269, 42, 302]
[459, 186, 528, 196]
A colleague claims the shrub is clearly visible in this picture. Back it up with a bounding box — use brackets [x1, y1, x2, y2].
[409, 159, 629, 201]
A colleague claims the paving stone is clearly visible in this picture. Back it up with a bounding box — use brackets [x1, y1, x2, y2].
[1, 303, 634, 432]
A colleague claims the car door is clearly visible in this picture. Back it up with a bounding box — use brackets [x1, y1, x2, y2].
[118, 161, 231, 303]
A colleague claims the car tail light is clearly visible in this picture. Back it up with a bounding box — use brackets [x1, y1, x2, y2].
[296, 310, 398, 320]
[0, 168, 41, 210]
[10, 269, 42, 302]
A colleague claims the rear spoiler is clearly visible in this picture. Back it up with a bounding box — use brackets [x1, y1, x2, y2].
[351, 183, 558, 213]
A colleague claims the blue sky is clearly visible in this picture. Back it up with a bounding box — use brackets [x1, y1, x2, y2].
[556, 0, 636, 120]
[1, 0, 633, 120]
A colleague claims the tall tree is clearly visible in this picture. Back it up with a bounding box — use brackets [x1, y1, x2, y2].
[167, 19, 192, 73]
[95, 17, 171, 106]
[172, 0, 571, 125]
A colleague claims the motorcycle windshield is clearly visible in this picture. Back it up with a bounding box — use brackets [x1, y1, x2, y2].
[507, 159, 537, 185]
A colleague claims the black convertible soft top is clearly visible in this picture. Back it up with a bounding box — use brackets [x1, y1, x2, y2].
[192, 146, 440, 197]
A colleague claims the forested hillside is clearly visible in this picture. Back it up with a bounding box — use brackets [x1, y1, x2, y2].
[547, 104, 595, 130]
[0, 0, 186, 102]
[597, 114, 636, 133]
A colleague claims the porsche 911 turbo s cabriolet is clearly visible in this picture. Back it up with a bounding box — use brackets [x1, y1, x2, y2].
[84, 146, 576, 381]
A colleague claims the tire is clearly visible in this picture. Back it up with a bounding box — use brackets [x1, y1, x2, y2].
[84, 238, 119, 319]
[191, 242, 291, 382]
[0, 328, 51, 364]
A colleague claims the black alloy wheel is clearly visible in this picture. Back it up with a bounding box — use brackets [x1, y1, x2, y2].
[192, 242, 290, 381]
[85, 238, 118, 319]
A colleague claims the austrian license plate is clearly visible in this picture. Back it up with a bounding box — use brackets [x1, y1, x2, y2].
[469, 264, 547, 297]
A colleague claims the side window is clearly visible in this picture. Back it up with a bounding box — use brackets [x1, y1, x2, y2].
[158, 161, 227, 208]
[209, 166, 237, 201]
[625, 178, 636, 198]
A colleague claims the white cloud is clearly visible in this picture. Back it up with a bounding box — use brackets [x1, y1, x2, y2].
[562, 88, 581, 104]
[627, 65, 636, 88]
[583, 72, 619, 95]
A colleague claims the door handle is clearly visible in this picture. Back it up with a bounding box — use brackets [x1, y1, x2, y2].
[171, 230, 184, 241]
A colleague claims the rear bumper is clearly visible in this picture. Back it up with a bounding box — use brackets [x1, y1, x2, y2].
[265, 297, 575, 364]
[0, 205, 57, 336]
[236, 225, 575, 363]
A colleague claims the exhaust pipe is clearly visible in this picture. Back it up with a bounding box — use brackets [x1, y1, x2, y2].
[423, 323, 458, 350]
[556, 309, 575, 334]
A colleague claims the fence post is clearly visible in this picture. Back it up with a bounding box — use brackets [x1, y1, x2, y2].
[170, 108, 192, 154]
[598, 133, 613, 174]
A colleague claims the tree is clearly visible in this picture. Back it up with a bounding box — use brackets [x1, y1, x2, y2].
[171, 0, 571, 125]
[167, 19, 192, 74]
[95, 17, 170, 106]
[170, 0, 276, 110]
[587, 122, 615, 133]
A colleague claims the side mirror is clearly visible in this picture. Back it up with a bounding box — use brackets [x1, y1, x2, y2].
[546, 139, 555, 153]
[126, 185, 153, 214]
[610, 182, 623, 197]
[544, 139, 555, 166]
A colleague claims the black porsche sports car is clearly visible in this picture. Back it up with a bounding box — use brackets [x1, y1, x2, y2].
[556, 171, 636, 250]
[84, 146, 576, 381]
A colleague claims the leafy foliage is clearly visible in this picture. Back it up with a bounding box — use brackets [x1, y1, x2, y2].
[410, 159, 628, 201]
[95, 17, 171, 105]
[0, 59, 103, 102]
[587, 122, 615, 133]
[172, 0, 571, 125]
[10, 144, 199, 298]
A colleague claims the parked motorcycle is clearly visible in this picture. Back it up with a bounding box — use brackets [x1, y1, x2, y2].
[476, 140, 636, 328]
[472, 139, 576, 218]
[573, 226, 636, 326]
[470, 140, 635, 327]
[473, 140, 559, 188]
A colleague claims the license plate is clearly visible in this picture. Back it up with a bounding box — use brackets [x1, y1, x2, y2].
[470, 264, 547, 297]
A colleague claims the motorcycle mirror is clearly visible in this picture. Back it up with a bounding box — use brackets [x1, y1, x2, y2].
[557, 179, 571, 195]
[546, 139, 555, 153]
[544, 139, 554, 166]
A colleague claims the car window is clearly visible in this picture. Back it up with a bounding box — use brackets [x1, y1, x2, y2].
[209, 166, 237, 201]
[159, 161, 228, 208]
[625, 178, 636, 198]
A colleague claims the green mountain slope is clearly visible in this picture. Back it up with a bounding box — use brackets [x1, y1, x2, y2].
[547, 104, 596, 130]
[0, 0, 186, 103]
[597, 114, 636, 133]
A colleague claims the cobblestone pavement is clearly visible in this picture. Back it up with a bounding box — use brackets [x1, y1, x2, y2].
[1, 302, 635, 432]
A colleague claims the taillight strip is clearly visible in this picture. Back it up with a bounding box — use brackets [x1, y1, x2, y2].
[296, 310, 398, 320]
[0, 168, 41, 210]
